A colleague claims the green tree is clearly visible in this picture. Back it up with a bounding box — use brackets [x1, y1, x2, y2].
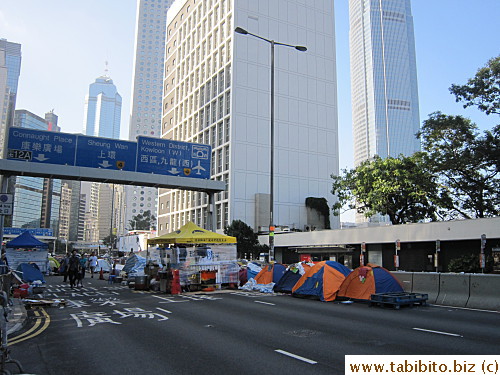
[331, 154, 442, 224]
[128, 210, 156, 230]
[102, 234, 117, 249]
[418, 113, 499, 219]
[449, 55, 500, 115]
[224, 220, 261, 259]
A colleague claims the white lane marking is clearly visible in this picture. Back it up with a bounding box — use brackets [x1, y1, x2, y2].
[430, 304, 500, 314]
[412, 328, 463, 337]
[156, 308, 172, 314]
[254, 300, 275, 306]
[275, 349, 317, 364]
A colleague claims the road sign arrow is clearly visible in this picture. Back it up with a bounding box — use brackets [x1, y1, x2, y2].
[99, 160, 112, 168]
[34, 154, 49, 162]
[168, 167, 181, 175]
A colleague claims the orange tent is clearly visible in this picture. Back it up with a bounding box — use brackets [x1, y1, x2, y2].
[292, 261, 352, 302]
[337, 264, 403, 300]
[254, 263, 286, 284]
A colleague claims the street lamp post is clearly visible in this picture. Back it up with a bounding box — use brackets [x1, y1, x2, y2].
[235, 27, 306, 262]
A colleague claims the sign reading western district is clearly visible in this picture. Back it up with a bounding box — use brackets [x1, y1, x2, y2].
[7, 128, 76, 166]
[136, 136, 211, 179]
[75, 135, 137, 171]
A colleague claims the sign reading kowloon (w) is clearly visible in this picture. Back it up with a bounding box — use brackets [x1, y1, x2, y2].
[7, 128, 211, 179]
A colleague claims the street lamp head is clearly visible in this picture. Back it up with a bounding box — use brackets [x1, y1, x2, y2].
[235, 27, 248, 35]
[295, 46, 307, 52]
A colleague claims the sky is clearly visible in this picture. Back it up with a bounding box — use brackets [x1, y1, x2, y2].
[1, 0, 499, 173]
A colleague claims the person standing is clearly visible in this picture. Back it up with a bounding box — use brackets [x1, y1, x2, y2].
[77, 253, 88, 287]
[89, 252, 98, 278]
[60, 253, 70, 282]
[68, 250, 81, 289]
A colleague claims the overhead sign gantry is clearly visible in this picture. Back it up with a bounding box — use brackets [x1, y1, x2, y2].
[2, 127, 221, 192]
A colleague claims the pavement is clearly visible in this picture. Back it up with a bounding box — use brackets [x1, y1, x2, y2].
[6, 297, 27, 336]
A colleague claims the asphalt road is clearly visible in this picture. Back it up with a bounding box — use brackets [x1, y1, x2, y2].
[7, 276, 500, 374]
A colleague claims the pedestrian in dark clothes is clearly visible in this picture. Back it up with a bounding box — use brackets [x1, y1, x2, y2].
[60, 253, 70, 282]
[68, 250, 81, 289]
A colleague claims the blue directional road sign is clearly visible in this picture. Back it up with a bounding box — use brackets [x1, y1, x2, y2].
[7, 127, 77, 166]
[136, 136, 211, 179]
[75, 135, 137, 171]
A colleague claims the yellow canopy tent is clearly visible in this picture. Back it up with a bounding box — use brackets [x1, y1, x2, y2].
[147, 221, 237, 245]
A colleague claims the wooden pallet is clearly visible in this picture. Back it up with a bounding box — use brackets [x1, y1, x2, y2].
[370, 292, 428, 309]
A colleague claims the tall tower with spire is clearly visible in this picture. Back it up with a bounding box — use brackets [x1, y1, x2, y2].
[82, 67, 123, 242]
[83, 66, 122, 139]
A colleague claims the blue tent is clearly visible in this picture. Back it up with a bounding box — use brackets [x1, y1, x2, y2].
[16, 263, 45, 283]
[6, 231, 48, 248]
[273, 262, 313, 293]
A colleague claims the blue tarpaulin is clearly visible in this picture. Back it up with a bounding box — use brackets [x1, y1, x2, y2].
[16, 263, 45, 283]
[7, 231, 48, 248]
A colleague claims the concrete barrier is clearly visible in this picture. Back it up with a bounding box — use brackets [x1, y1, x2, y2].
[412, 273, 440, 303]
[436, 273, 470, 307]
[391, 272, 413, 292]
[467, 274, 500, 311]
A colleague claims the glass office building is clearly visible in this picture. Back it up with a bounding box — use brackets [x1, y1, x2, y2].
[349, 0, 420, 167]
[0, 39, 21, 156]
[83, 75, 122, 139]
[82, 73, 123, 241]
[11, 110, 61, 233]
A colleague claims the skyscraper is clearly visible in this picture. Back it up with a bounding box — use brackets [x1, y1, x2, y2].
[0, 39, 21, 157]
[157, 0, 339, 234]
[83, 72, 122, 138]
[82, 72, 123, 241]
[11, 110, 62, 233]
[124, 0, 173, 232]
[349, 0, 420, 167]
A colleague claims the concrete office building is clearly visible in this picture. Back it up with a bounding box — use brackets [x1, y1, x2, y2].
[349, 0, 420, 166]
[157, 0, 339, 234]
[124, 0, 174, 231]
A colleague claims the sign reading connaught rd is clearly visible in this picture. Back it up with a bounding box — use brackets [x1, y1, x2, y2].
[7, 128, 211, 179]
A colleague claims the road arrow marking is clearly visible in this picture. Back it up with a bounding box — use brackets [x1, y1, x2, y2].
[34, 154, 49, 162]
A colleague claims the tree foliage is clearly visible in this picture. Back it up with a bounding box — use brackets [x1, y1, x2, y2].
[447, 254, 493, 273]
[331, 154, 441, 224]
[417, 112, 500, 219]
[449, 55, 500, 115]
[224, 220, 261, 258]
[128, 210, 156, 231]
[102, 234, 117, 249]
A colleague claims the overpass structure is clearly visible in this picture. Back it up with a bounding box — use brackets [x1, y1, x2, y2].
[0, 159, 225, 193]
[0, 159, 226, 245]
